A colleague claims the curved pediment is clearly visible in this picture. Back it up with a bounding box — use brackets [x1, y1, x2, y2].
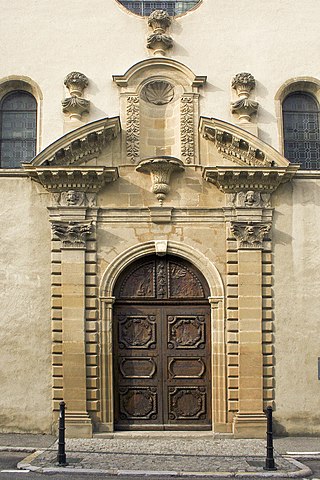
[25, 117, 120, 167]
[200, 116, 291, 168]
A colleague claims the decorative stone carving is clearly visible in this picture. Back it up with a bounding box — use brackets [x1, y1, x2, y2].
[51, 220, 93, 248]
[136, 156, 185, 205]
[230, 221, 271, 249]
[231, 72, 258, 123]
[126, 95, 140, 163]
[62, 71, 90, 120]
[227, 191, 271, 208]
[155, 240, 168, 256]
[52, 190, 97, 207]
[141, 80, 174, 105]
[181, 95, 195, 164]
[147, 10, 173, 56]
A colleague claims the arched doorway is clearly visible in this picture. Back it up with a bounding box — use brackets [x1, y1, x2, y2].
[113, 254, 211, 430]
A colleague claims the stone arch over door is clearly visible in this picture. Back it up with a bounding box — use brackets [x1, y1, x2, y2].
[99, 240, 226, 433]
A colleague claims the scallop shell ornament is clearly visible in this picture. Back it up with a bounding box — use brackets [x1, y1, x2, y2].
[142, 81, 174, 105]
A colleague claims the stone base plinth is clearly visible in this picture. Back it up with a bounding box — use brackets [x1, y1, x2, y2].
[233, 413, 267, 438]
[65, 412, 93, 438]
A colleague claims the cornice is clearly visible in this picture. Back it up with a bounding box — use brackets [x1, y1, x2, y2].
[203, 165, 299, 193]
[23, 117, 120, 167]
[23, 166, 118, 193]
[200, 117, 293, 168]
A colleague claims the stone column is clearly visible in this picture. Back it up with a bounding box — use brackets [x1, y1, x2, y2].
[52, 220, 93, 438]
[231, 221, 271, 438]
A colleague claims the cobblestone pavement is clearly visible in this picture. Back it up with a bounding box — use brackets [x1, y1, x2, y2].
[21, 437, 311, 476]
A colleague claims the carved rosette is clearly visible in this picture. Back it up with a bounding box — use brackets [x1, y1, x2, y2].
[51, 220, 93, 249]
[147, 10, 173, 56]
[62, 71, 90, 120]
[230, 221, 271, 249]
[181, 96, 195, 164]
[126, 95, 140, 163]
[136, 156, 185, 205]
[231, 72, 258, 123]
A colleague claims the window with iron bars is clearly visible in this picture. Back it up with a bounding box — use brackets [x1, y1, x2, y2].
[119, 1, 199, 16]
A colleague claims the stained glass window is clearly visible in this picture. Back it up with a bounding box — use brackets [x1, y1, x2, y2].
[118, 1, 200, 16]
[0, 91, 37, 168]
[283, 92, 320, 169]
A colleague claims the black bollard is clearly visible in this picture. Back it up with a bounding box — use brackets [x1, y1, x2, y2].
[264, 406, 277, 471]
[57, 401, 68, 466]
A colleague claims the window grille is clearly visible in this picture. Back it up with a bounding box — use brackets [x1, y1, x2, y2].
[283, 92, 320, 169]
[0, 91, 37, 168]
[120, 1, 199, 16]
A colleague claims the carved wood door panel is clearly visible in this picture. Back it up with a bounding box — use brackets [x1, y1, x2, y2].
[113, 255, 211, 430]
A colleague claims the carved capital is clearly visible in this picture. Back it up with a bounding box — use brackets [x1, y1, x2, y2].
[51, 220, 93, 248]
[230, 221, 271, 249]
[64, 72, 89, 96]
[136, 156, 184, 205]
[147, 10, 173, 56]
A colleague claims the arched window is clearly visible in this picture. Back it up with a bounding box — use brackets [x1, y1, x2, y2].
[283, 92, 320, 169]
[117, 0, 200, 16]
[0, 91, 37, 168]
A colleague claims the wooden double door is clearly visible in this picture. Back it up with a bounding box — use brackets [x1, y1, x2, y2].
[113, 255, 211, 430]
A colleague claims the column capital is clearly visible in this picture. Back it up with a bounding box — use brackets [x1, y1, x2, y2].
[231, 221, 271, 249]
[51, 220, 93, 249]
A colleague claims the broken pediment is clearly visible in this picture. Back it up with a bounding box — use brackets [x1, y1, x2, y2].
[26, 117, 120, 167]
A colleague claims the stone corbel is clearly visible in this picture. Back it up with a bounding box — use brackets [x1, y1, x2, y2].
[147, 10, 173, 56]
[136, 156, 184, 205]
[62, 71, 90, 120]
[231, 73, 258, 123]
[230, 221, 271, 249]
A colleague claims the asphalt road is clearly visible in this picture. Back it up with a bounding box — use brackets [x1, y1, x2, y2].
[0, 452, 319, 480]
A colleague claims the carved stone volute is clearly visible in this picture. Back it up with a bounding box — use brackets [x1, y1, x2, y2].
[147, 10, 173, 56]
[136, 156, 184, 205]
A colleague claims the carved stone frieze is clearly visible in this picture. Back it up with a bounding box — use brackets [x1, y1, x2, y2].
[231, 73, 258, 123]
[51, 220, 93, 248]
[141, 80, 174, 105]
[136, 156, 185, 205]
[147, 10, 173, 56]
[227, 190, 271, 208]
[52, 190, 97, 207]
[63, 72, 90, 120]
[181, 95, 195, 164]
[230, 221, 271, 249]
[126, 95, 140, 163]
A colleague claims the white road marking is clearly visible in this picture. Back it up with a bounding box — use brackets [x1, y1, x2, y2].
[1, 470, 30, 473]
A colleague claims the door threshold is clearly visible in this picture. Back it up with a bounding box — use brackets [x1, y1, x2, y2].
[94, 430, 214, 439]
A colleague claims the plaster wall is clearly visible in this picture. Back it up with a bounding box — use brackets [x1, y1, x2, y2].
[0, 177, 52, 432]
[1, 0, 320, 150]
[273, 179, 320, 435]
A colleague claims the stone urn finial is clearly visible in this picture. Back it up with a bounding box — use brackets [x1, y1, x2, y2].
[136, 156, 184, 205]
[62, 71, 90, 120]
[231, 73, 258, 123]
[147, 10, 173, 56]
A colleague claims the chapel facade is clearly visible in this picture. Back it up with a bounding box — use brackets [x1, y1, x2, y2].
[0, 0, 319, 438]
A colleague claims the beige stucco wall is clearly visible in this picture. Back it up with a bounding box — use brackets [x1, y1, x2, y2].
[0, 176, 52, 432]
[273, 178, 320, 435]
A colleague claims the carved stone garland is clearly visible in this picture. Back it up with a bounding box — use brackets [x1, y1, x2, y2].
[181, 95, 195, 164]
[147, 10, 173, 56]
[231, 73, 258, 123]
[136, 156, 185, 205]
[126, 95, 140, 163]
[62, 71, 90, 120]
